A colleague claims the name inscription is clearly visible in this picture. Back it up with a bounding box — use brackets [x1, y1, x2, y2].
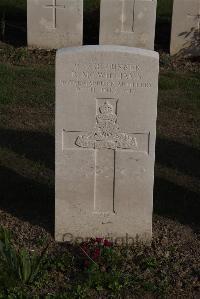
[60, 63, 153, 94]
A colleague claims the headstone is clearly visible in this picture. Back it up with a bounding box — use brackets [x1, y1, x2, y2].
[99, 0, 157, 50]
[55, 46, 159, 243]
[27, 0, 83, 49]
[170, 0, 200, 56]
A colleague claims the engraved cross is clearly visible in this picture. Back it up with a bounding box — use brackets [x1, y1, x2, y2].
[63, 98, 149, 214]
[44, 0, 65, 29]
[121, 0, 135, 33]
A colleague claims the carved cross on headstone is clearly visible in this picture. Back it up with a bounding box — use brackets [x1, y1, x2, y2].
[44, 0, 65, 29]
[121, 0, 135, 32]
[64, 98, 149, 214]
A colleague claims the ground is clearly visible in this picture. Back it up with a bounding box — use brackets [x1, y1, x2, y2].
[0, 1, 200, 298]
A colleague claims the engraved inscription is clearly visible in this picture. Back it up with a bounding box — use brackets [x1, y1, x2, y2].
[76, 101, 137, 150]
[44, 0, 65, 29]
[60, 62, 153, 94]
[120, 0, 154, 33]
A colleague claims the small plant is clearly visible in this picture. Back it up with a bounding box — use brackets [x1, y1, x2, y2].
[0, 226, 12, 246]
[74, 284, 89, 299]
[0, 226, 48, 287]
[47, 251, 74, 273]
[142, 257, 158, 270]
[80, 238, 113, 268]
[79, 238, 125, 295]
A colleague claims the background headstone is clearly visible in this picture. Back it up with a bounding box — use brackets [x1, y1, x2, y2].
[99, 0, 157, 50]
[27, 0, 83, 49]
[55, 46, 159, 242]
[170, 0, 200, 56]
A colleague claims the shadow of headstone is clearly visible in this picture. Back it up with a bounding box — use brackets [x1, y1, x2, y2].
[0, 129, 54, 170]
[0, 2, 27, 47]
[154, 137, 200, 228]
[83, 0, 100, 45]
[155, 0, 173, 52]
[0, 128, 54, 233]
[0, 164, 54, 234]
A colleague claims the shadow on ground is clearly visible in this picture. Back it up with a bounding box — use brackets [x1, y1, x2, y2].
[155, 18, 172, 52]
[83, 5, 100, 45]
[0, 128, 199, 232]
[0, 129, 54, 170]
[0, 128, 54, 233]
[0, 5, 27, 47]
[154, 177, 200, 228]
[0, 164, 54, 234]
[154, 137, 200, 228]
[156, 137, 200, 179]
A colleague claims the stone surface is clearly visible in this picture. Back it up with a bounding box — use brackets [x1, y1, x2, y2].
[99, 0, 157, 50]
[27, 0, 83, 49]
[55, 46, 159, 243]
[170, 0, 200, 56]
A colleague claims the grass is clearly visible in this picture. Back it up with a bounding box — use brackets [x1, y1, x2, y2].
[0, 63, 54, 106]
[0, 0, 199, 297]
[0, 0, 26, 22]
[0, 227, 47, 287]
[0, 228, 199, 298]
[159, 72, 200, 111]
[0, 50, 199, 297]
[157, 0, 173, 19]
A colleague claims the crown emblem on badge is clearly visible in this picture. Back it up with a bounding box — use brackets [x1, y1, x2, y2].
[75, 101, 137, 150]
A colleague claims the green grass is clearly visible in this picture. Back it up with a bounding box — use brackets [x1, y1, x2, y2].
[157, 0, 173, 18]
[0, 54, 199, 298]
[0, 0, 26, 21]
[0, 1, 199, 297]
[0, 0, 26, 10]
[0, 53, 199, 220]
[0, 63, 54, 106]
[159, 72, 200, 111]
[1, 61, 200, 113]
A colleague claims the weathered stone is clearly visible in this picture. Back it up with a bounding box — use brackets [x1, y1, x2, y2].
[55, 46, 159, 243]
[170, 0, 200, 56]
[99, 0, 157, 50]
[27, 0, 83, 49]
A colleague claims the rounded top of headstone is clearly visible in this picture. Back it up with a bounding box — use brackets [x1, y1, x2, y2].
[56, 45, 159, 60]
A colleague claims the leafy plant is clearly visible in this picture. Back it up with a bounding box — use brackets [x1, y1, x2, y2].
[0, 226, 48, 287]
[0, 226, 12, 246]
[142, 257, 158, 270]
[78, 238, 125, 295]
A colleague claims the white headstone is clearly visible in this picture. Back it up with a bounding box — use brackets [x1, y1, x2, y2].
[27, 0, 83, 49]
[170, 0, 200, 56]
[55, 46, 159, 243]
[99, 0, 157, 50]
